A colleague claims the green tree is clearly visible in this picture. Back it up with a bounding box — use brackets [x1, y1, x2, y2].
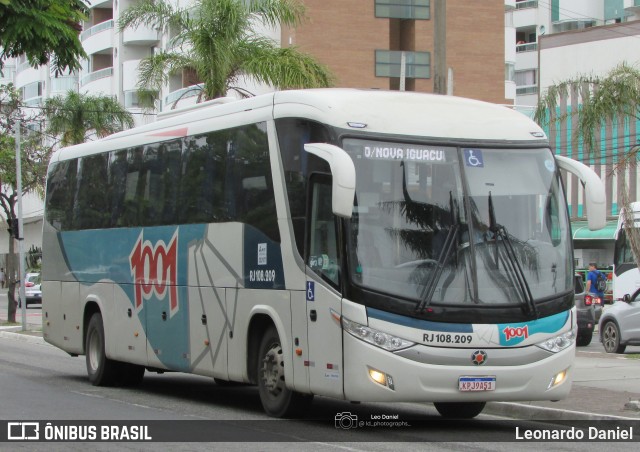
[0, 84, 50, 322]
[43, 91, 135, 146]
[0, 0, 88, 76]
[535, 62, 640, 270]
[118, 0, 333, 104]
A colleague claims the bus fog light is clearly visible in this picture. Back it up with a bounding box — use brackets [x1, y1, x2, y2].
[369, 368, 386, 386]
[536, 327, 577, 353]
[548, 368, 568, 389]
[367, 366, 395, 390]
[341, 316, 414, 351]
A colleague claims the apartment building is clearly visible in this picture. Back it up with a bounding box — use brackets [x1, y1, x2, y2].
[285, 0, 510, 104]
[537, 20, 640, 267]
[510, 0, 640, 110]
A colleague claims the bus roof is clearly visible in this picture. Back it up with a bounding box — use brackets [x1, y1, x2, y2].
[52, 89, 547, 163]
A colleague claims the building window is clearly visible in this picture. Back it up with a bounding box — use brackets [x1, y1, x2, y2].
[20, 81, 42, 101]
[375, 0, 430, 20]
[124, 90, 141, 108]
[505, 63, 515, 82]
[515, 69, 537, 87]
[375, 50, 430, 79]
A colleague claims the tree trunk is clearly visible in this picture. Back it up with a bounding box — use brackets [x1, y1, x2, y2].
[6, 237, 17, 323]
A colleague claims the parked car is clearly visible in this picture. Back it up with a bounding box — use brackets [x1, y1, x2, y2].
[575, 274, 596, 346]
[18, 272, 41, 307]
[599, 291, 640, 353]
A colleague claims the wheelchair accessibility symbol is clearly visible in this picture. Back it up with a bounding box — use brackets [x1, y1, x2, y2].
[464, 149, 484, 167]
[307, 281, 315, 301]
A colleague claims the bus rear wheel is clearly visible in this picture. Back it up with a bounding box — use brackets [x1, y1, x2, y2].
[434, 402, 486, 419]
[86, 313, 120, 386]
[257, 325, 312, 417]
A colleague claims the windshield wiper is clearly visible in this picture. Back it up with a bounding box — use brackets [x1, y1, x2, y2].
[488, 192, 539, 318]
[416, 192, 459, 313]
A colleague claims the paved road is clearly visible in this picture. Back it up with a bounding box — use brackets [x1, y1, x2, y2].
[1, 335, 638, 450]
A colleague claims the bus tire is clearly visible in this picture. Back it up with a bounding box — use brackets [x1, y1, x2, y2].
[601, 320, 626, 354]
[433, 402, 486, 419]
[576, 333, 592, 347]
[86, 313, 120, 386]
[257, 325, 312, 417]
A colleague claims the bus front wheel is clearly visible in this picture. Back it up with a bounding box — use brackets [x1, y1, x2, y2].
[86, 313, 120, 386]
[434, 402, 486, 419]
[257, 325, 312, 417]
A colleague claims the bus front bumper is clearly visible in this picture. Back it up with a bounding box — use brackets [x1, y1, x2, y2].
[342, 332, 574, 403]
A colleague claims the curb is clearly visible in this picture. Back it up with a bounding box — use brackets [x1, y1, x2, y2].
[485, 401, 640, 421]
[0, 328, 47, 345]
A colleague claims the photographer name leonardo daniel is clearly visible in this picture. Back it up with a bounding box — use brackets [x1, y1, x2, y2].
[516, 426, 633, 441]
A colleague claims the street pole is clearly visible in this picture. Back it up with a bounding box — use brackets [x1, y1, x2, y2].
[15, 120, 27, 331]
[433, 0, 447, 95]
[400, 51, 406, 92]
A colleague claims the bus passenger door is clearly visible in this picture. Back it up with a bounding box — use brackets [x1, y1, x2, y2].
[305, 175, 345, 399]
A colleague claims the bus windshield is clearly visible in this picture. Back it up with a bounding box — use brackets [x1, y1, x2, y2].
[342, 138, 572, 307]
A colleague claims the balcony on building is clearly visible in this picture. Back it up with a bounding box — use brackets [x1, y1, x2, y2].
[20, 80, 43, 108]
[513, 0, 538, 27]
[13, 54, 43, 90]
[81, 1, 114, 56]
[163, 84, 204, 111]
[515, 0, 537, 10]
[81, 19, 115, 55]
[80, 51, 114, 94]
[123, 23, 160, 46]
[0, 64, 16, 85]
[515, 25, 537, 52]
[49, 75, 79, 97]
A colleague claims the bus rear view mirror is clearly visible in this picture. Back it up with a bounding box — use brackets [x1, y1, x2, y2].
[304, 143, 356, 218]
[555, 155, 606, 231]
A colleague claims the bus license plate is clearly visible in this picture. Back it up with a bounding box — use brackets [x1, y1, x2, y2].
[458, 376, 496, 392]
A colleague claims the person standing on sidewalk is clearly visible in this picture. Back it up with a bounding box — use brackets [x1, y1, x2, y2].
[586, 262, 606, 301]
[0, 268, 4, 288]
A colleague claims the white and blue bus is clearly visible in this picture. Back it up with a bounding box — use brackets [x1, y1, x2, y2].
[42, 89, 606, 418]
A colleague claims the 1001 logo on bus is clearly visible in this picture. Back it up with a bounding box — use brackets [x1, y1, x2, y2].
[503, 325, 529, 341]
[129, 230, 179, 316]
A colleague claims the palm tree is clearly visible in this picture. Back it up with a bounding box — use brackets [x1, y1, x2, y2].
[535, 62, 640, 267]
[118, 0, 334, 103]
[43, 91, 135, 146]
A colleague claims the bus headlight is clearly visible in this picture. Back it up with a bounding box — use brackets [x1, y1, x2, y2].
[342, 316, 414, 351]
[535, 327, 577, 353]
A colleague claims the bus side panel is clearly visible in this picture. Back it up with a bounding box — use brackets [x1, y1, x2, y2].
[111, 283, 148, 366]
[188, 286, 228, 378]
[186, 223, 243, 378]
[41, 280, 63, 349]
[306, 280, 344, 400]
[59, 281, 82, 354]
[290, 290, 310, 392]
[226, 289, 292, 384]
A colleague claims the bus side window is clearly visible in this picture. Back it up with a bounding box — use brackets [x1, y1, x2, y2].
[307, 174, 340, 288]
[45, 160, 77, 231]
[546, 194, 561, 246]
[74, 154, 109, 230]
